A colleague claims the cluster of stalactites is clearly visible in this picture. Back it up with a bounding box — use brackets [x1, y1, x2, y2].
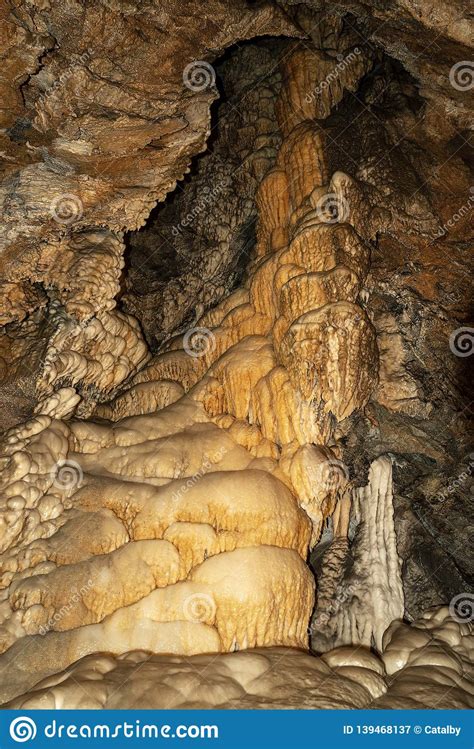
[100, 46, 379, 545]
[33, 230, 150, 418]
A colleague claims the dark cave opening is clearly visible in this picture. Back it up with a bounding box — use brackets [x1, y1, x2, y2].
[120, 36, 292, 351]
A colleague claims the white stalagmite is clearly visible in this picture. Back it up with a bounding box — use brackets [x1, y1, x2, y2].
[353, 456, 404, 650]
[333, 456, 404, 651]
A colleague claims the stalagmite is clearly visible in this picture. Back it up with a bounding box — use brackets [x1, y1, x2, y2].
[310, 456, 404, 652]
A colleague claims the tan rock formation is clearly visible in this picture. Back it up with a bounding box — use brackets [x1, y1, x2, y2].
[4, 608, 472, 709]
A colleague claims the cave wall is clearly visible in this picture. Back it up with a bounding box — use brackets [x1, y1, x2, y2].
[0, 0, 300, 425]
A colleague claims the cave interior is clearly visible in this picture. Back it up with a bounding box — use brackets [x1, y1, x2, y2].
[0, 0, 472, 710]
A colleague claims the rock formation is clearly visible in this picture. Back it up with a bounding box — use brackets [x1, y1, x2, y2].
[5, 607, 472, 709]
[0, 0, 472, 710]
